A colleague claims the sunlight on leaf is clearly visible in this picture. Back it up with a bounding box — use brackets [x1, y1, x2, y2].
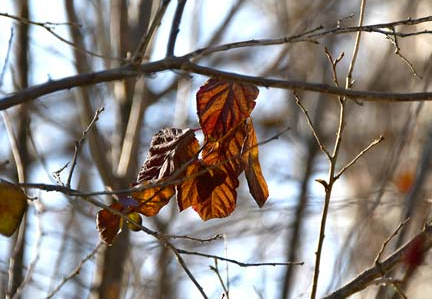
[132, 127, 200, 215]
[176, 161, 226, 211]
[193, 164, 239, 220]
[0, 180, 28, 237]
[242, 120, 269, 207]
[132, 184, 175, 216]
[197, 78, 258, 140]
[97, 79, 270, 243]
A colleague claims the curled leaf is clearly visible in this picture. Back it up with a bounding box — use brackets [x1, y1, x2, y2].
[136, 128, 199, 182]
[96, 202, 124, 245]
[242, 120, 269, 207]
[132, 127, 200, 215]
[0, 180, 28, 237]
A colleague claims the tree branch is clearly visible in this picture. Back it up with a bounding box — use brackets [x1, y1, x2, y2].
[166, 0, 188, 57]
[3, 56, 432, 111]
[321, 222, 432, 299]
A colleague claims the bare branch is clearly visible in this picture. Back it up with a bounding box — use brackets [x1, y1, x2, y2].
[185, 15, 432, 59]
[178, 248, 304, 267]
[3, 57, 432, 112]
[375, 218, 411, 264]
[44, 243, 103, 299]
[293, 92, 331, 158]
[0, 12, 123, 61]
[321, 222, 432, 299]
[386, 27, 422, 79]
[210, 259, 230, 299]
[311, 1, 367, 298]
[66, 107, 105, 187]
[334, 135, 384, 180]
[166, 0, 188, 57]
[131, 0, 171, 65]
[0, 28, 13, 88]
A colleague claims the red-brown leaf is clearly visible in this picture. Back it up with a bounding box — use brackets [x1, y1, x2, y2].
[96, 202, 124, 245]
[132, 127, 200, 216]
[197, 78, 258, 140]
[136, 128, 199, 182]
[242, 120, 269, 207]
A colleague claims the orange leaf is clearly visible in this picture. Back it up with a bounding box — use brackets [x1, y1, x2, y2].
[193, 174, 239, 220]
[96, 202, 124, 245]
[189, 124, 247, 220]
[0, 180, 28, 237]
[197, 78, 258, 140]
[176, 161, 226, 211]
[242, 120, 269, 207]
[132, 185, 175, 216]
[201, 121, 248, 175]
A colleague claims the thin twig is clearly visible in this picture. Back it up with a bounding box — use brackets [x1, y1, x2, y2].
[334, 135, 384, 180]
[177, 248, 304, 267]
[185, 15, 432, 59]
[375, 218, 411, 264]
[323, 48, 344, 88]
[0, 12, 123, 61]
[210, 259, 230, 299]
[131, 0, 171, 65]
[11, 207, 43, 299]
[310, 1, 367, 298]
[0, 28, 13, 88]
[52, 163, 69, 186]
[387, 27, 422, 79]
[293, 92, 331, 159]
[321, 222, 432, 299]
[165, 234, 223, 242]
[1, 111, 24, 182]
[66, 107, 104, 187]
[44, 243, 103, 299]
[166, 0, 188, 56]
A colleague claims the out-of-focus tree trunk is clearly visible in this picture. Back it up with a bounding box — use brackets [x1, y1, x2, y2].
[63, 1, 130, 299]
[6, 1, 31, 298]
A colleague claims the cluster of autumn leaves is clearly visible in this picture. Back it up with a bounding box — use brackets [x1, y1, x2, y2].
[97, 78, 269, 244]
[0, 78, 427, 274]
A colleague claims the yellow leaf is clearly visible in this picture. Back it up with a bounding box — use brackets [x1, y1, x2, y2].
[0, 180, 28, 237]
[126, 212, 142, 231]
